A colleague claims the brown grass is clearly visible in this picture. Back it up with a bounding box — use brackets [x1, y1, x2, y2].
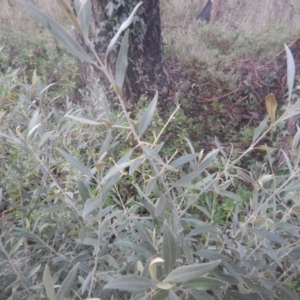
[0, 0, 65, 34]
[162, 0, 300, 33]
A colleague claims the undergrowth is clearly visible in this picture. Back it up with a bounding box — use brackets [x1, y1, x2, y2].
[1, 1, 300, 300]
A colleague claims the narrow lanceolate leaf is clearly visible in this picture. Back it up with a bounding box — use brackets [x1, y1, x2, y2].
[77, 179, 91, 202]
[115, 30, 130, 92]
[56, 0, 85, 37]
[139, 92, 158, 138]
[198, 149, 219, 172]
[74, 0, 91, 36]
[251, 229, 288, 245]
[64, 114, 101, 125]
[163, 221, 178, 275]
[56, 263, 79, 300]
[155, 196, 166, 217]
[82, 198, 102, 217]
[265, 93, 277, 123]
[106, 2, 143, 58]
[284, 43, 295, 103]
[133, 219, 155, 249]
[103, 275, 155, 291]
[163, 260, 221, 283]
[170, 153, 199, 168]
[57, 148, 95, 178]
[180, 277, 226, 291]
[19, 0, 95, 64]
[252, 115, 269, 143]
[43, 264, 56, 300]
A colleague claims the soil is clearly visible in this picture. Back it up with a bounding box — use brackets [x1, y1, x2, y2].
[159, 38, 300, 157]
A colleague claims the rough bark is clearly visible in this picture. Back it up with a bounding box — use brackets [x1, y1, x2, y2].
[77, 0, 170, 102]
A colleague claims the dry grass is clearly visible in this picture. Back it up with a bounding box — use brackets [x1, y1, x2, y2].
[0, 0, 65, 35]
[162, 0, 300, 33]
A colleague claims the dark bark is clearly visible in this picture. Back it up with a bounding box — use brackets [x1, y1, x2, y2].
[77, 0, 170, 102]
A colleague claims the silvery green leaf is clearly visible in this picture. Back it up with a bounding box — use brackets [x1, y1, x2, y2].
[38, 131, 54, 149]
[81, 271, 93, 294]
[133, 219, 155, 249]
[261, 247, 282, 269]
[215, 136, 227, 158]
[129, 156, 144, 175]
[134, 184, 169, 223]
[235, 168, 253, 184]
[163, 221, 178, 275]
[285, 43, 295, 103]
[279, 149, 292, 173]
[27, 109, 40, 136]
[217, 190, 242, 202]
[57, 148, 95, 178]
[27, 264, 41, 279]
[102, 151, 132, 182]
[43, 264, 56, 300]
[43, 205, 66, 214]
[170, 153, 199, 168]
[115, 30, 129, 91]
[181, 277, 226, 290]
[115, 239, 155, 258]
[12, 291, 21, 300]
[155, 196, 166, 217]
[168, 290, 181, 300]
[175, 170, 203, 185]
[82, 198, 102, 217]
[215, 274, 239, 285]
[251, 229, 288, 245]
[187, 224, 218, 237]
[277, 108, 300, 123]
[281, 178, 300, 192]
[224, 291, 258, 299]
[142, 145, 175, 171]
[106, 2, 143, 57]
[275, 285, 300, 300]
[222, 261, 243, 284]
[185, 136, 195, 153]
[103, 275, 155, 291]
[169, 212, 179, 237]
[56, 263, 79, 300]
[19, 0, 95, 64]
[77, 179, 91, 202]
[252, 115, 269, 142]
[74, 0, 91, 36]
[163, 260, 221, 283]
[151, 290, 169, 300]
[154, 142, 165, 153]
[139, 92, 158, 138]
[99, 129, 112, 158]
[293, 124, 300, 148]
[102, 172, 122, 196]
[183, 243, 194, 264]
[198, 149, 219, 171]
[131, 294, 149, 300]
[146, 177, 157, 196]
[64, 114, 101, 125]
[194, 249, 229, 262]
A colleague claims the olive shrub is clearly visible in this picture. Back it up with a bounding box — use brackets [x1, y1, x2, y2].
[0, 1, 300, 299]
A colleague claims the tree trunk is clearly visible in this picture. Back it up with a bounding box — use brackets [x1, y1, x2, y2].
[78, 0, 170, 102]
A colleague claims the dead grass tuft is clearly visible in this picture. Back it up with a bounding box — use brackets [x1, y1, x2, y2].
[0, 0, 65, 36]
[162, 0, 300, 34]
